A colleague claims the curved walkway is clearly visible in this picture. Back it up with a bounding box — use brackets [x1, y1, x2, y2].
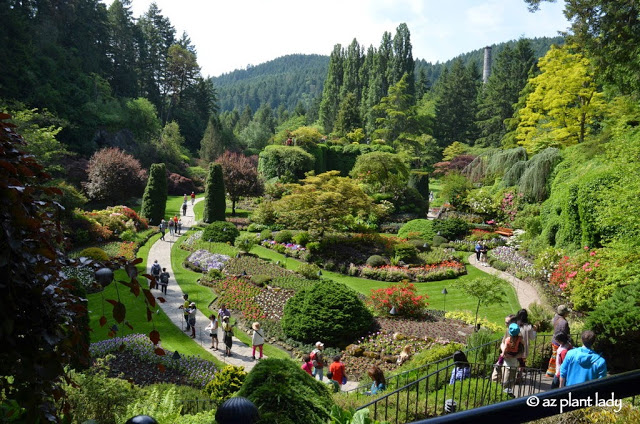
[147, 198, 261, 370]
[468, 253, 543, 309]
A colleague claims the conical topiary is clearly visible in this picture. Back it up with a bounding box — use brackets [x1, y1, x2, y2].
[140, 163, 167, 225]
[203, 162, 226, 223]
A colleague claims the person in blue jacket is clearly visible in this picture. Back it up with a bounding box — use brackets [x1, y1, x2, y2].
[560, 330, 607, 387]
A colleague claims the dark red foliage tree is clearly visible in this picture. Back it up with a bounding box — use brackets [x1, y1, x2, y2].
[167, 171, 197, 196]
[216, 151, 264, 215]
[84, 147, 147, 204]
[432, 154, 476, 177]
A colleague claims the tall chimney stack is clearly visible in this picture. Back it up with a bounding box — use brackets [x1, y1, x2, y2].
[483, 46, 492, 84]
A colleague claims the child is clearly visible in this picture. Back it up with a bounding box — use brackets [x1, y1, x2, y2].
[301, 354, 313, 375]
[552, 332, 573, 388]
[367, 366, 386, 395]
[329, 355, 346, 386]
[205, 314, 218, 350]
[501, 323, 523, 395]
[251, 322, 264, 360]
[325, 372, 340, 393]
[449, 350, 471, 384]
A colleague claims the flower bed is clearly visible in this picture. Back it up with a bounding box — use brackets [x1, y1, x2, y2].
[90, 334, 217, 388]
[185, 249, 230, 273]
[202, 276, 265, 321]
[487, 246, 535, 278]
[260, 239, 310, 260]
[352, 261, 466, 282]
[443, 238, 505, 252]
[223, 256, 291, 278]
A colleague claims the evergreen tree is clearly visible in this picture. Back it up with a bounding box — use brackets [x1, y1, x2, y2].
[434, 59, 481, 147]
[318, 44, 344, 133]
[341, 39, 364, 102]
[372, 74, 418, 142]
[203, 162, 226, 223]
[416, 66, 430, 101]
[140, 163, 167, 225]
[391, 23, 415, 97]
[334, 92, 361, 136]
[106, 0, 138, 98]
[476, 39, 536, 147]
[200, 115, 226, 161]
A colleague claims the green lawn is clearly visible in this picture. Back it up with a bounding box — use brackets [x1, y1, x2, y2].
[87, 232, 224, 365]
[250, 245, 520, 325]
[429, 178, 444, 207]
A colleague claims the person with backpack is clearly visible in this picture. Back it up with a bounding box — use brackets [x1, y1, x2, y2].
[182, 201, 187, 217]
[177, 219, 182, 235]
[159, 219, 166, 241]
[221, 316, 234, 357]
[310, 342, 325, 381]
[500, 323, 524, 396]
[251, 322, 264, 360]
[158, 268, 170, 295]
[551, 332, 573, 388]
[150, 260, 161, 289]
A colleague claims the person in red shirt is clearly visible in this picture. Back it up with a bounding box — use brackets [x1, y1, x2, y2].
[301, 354, 313, 376]
[329, 355, 346, 386]
[190, 191, 196, 205]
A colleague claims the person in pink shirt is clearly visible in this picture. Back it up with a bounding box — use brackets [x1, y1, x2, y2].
[301, 354, 313, 375]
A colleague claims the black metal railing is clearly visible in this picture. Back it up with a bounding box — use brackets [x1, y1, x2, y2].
[408, 369, 640, 424]
[355, 361, 549, 424]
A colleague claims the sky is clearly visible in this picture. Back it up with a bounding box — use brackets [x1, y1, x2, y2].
[121, 0, 570, 78]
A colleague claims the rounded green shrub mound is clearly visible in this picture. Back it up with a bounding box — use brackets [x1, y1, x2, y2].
[432, 217, 471, 240]
[236, 358, 333, 424]
[259, 229, 272, 240]
[202, 221, 239, 243]
[281, 281, 374, 347]
[585, 283, 640, 373]
[394, 242, 418, 262]
[296, 263, 321, 280]
[204, 365, 246, 406]
[366, 255, 387, 267]
[274, 230, 293, 243]
[234, 233, 257, 252]
[398, 219, 435, 241]
[78, 247, 109, 261]
[432, 235, 448, 247]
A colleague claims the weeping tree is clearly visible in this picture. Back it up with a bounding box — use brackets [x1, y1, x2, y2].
[486, 147, 528, 180]
[502, 160, 528, 187]
[518, 147, 562, 202]
[203, 162, 226, 223]
[140, 163, 167, 225]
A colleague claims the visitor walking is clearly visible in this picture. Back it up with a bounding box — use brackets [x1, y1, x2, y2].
[168, 218, 175, 236]
[158, 268, 169, 295]
[177, 219, 182, 235]
[205, 314, 218, 350]
[218, 303, 231, 322]
[329, 355, 346, 387]
[150, 260, 161, 289]
[159, 220, 166, 241]
[310, 342, 325, 381]
[190, 191, 195, 205]
[221, 316, 234, 356]
[479, 242, 489, 265]
[475, 242, 482, 262]
[182, 201, 187, 217]
[187, 302, 197, 338]
[547, 305, 571, 377]
[516, 308, 537, 368]
[501, 323, 524, 397]
[251, 322, 264, 360]
[551, 332, 572, 388]
[183, 194, 188, 203]
[178, 294, 191, 332]
[559, 330, 607, 387]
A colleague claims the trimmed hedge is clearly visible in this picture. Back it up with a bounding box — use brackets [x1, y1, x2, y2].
[140, 163, 167, 226]
[398, 219, 435, 241]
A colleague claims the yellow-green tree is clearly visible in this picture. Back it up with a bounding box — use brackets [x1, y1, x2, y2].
[274, 171, 384, 237]
[515, 45, 605, 153]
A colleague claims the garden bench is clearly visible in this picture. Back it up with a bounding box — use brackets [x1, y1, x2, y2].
[495, 227, 514, 237]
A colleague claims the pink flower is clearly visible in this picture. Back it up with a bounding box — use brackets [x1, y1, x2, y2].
[568, 271, 578, 279]
[584, 246, 589, 250]
[590, 251, 596, 256]
[582, 262, 590, 270]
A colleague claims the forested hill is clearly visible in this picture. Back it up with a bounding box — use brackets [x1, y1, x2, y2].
[212, 54, 329, 113]
[213, 36, 564, 114]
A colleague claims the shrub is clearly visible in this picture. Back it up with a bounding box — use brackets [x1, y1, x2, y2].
[140, 163, 167, 226]
[398, 219, 435, 241]
[237, 358, 334, 424]
[274, 230, 293, 244]
[297, 263, 321, 280]
[369, 281, 428, 318]
[585, 283, 640, 372]
[251, 275, 272, 287]
[432, 235, 448, 247]
[393, 242, 418, 263]
[247, 223, 268, 232]
[282, 281, 374, 347]
[119, 230, 136, 242]
[202, 221, 239, 243]
[259, 228, 272, 240]
[235, 233, 258, 253]
[306, 241, 321, 252]
[166, 171, 196, 196]
[527, 302, 553, 333]
[258, 145, 315, 182]
[204, 365, 246, 406]
[398, 342, 464, 370]
[84, 148, 146, 203]
[203, 162, 226, 223]
[292, 231, 310, 246]
[432, 218, 470, 240]
[78, 247, 109, 262]
[366, 255, 387, 267]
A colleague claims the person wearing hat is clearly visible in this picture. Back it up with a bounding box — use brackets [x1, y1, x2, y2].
[310, 342, 325, 381]
[500, 323, 524, 396]
[547, 304, 571, 377]
[187, 302, 197, 338]
[251, 322, 264, 360]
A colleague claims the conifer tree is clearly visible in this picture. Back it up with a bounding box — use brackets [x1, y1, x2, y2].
[318, 44, 344, 133]
[203, 162, 226, 223]
[140, 163, 167, 225]
[200, 115, 226, 162]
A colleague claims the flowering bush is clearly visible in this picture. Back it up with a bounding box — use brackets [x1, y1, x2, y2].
[498, 191, 522, 222]
[370, 282, 428, 317]
[487, 246, 536, 278]
[117, 241, 137, 260]
[62, 265, 99, 292]
[357, 261, 466, 282]
[185, 250, 230, 273]
[549, 246, 605, 311]
[89, 334, 217, 388]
